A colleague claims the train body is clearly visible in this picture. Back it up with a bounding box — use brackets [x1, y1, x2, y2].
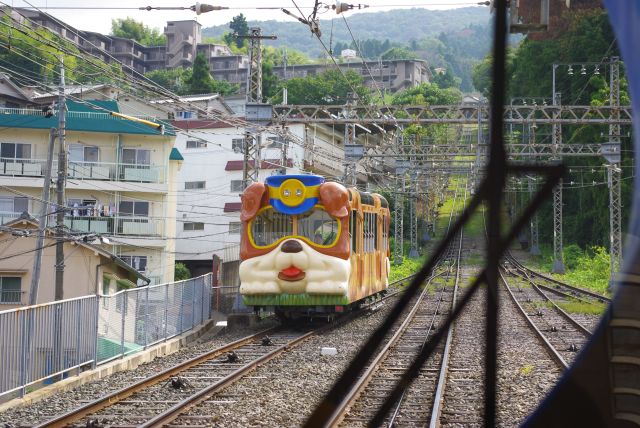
[238, 174, 390, 316]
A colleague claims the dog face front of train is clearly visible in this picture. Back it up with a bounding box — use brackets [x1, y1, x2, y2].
[238, 175, 351, 296]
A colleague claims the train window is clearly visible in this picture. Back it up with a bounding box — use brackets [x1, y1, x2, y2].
[297, 208, 340, 247]
[374, 214, 379, 251]
[350, 210, 357, 253]
[250, 208, 293, 248]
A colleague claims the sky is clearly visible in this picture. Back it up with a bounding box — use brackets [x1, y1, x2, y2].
[8, 0, 483, 34]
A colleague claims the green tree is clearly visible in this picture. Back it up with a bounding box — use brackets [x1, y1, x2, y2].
[226, 13, 249, 48]
[431, 67, 460, 89]
[381, 47, 415, 60]
[262, 62, 279, 101]
[174, 263, 191, 281]
[111, 18, 165, 46]
[273, 69, 370, 105]
[185, 53, 238, 95]
[145, 68, 190, 94]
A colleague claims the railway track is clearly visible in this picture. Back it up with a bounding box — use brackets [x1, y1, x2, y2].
[503, 252, 610, 305]
[499, 260, 598, 368]
[323, 175, 468, 427]
[34, 276, 412, 428]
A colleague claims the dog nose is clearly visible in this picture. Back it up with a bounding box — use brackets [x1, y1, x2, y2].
[281, 239, 303, 253]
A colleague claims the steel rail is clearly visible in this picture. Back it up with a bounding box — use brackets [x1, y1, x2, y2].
[428, 178, 468, 428]
[505, 263, 592, 336]
[504, 253, 610, 303]
[140, 329, 317, 427]
[324, 272, 444, 427]
[388, 173, 468, 428]
[35, 327, 279, 428]
[326, 175, 467, 427]
[499, 268, 569, 370]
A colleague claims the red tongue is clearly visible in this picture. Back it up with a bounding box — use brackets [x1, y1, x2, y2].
[281, 266, 303, 277]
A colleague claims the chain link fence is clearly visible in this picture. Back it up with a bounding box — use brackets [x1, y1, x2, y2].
[1, 273, 217, 401]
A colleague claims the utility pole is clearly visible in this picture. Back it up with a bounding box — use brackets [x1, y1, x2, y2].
[29, 128, 56, 305]
[393, 131, 406, 264]
[606, 56, 622, 279]
[55, 57, 66, 300]
[551, 90, 565, 274]
[236, 27, 276, 189]
[279, 126, 288, 175]
[408, 135, 419, 258]
[528, 122, 541, 255]
[343, 92, 360, 186]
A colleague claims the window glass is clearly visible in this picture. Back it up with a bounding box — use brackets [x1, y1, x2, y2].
[85, 146, 99, 162]
[1, 143, 15, 158]
[69, 145, 84, 162]
[229, 221, 241, 234]
[0, 276, 21, 303]
[184, 222, 204, 231]
[230, 180, 244, 192]
[15, 144, 30, 159]
[136, 150, 151, 165]
[374, 214, 379, 250]
[250, 209, 293, 247]
[120, 255, 147, 272]
[185, 181, 206, 190]
[298, 208, 339, 246]
[119, 201, 149, 217]
[350, 210, 357, 253]
[121, 148, 136, 164]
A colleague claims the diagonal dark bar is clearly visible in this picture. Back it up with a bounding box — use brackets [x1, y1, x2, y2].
[367, 163, 564, 427]
[303, 164, 490, 428]
[484, 0, 509, 425]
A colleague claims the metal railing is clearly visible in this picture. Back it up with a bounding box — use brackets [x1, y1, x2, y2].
[0, 273, 225, 400]
[63, 216, 165, 237]
[0, 157, 166, 184]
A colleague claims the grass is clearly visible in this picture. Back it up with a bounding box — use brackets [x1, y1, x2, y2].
[519, 364, 534, 376]
[389, 256, 425, 284]
[557, 300, 607, 315]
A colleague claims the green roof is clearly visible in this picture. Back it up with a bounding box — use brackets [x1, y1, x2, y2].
[0, 100, 175, 136]
[170, 147, 184, 161]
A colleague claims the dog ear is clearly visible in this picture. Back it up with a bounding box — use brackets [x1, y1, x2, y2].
[241, 182, 267, 221]
[319, 182, 349, 218]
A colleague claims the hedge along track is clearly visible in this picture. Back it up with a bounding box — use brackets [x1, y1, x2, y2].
[325, 174, 468, 427]
[36, 275, 411, 428]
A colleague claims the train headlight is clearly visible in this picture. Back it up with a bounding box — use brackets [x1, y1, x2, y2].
[280, 178, 306, 207]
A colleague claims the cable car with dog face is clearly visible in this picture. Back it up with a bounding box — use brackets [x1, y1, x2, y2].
[239, 174, 390, 318]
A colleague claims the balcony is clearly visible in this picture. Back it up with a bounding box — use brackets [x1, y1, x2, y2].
[0, 158, 166, 184]
[0, 211, 21, 224]
[64, 216, 164, 237]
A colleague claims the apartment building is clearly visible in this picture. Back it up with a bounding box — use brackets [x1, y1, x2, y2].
[0, 99, 180, 287]
[6, 9, 429, 97]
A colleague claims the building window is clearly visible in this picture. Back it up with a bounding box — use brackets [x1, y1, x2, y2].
[183, 222, 205, 231]
[118, 201, 150, 217]
[185, 181, 206, 190]
[186, 140, 207, 149]
[231, 138, 244, 153]
[0, 196, 28, 213]
[0, 143, 31, 159]
[0, 277, 21, 303]
[119, 255, 148, 272]
[230, 180, 244, 192]
[69, 144, 99, 162]
[229, 222, 241, 234]
[121, 148, 151, 165]
[176, 111, 195, 119]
